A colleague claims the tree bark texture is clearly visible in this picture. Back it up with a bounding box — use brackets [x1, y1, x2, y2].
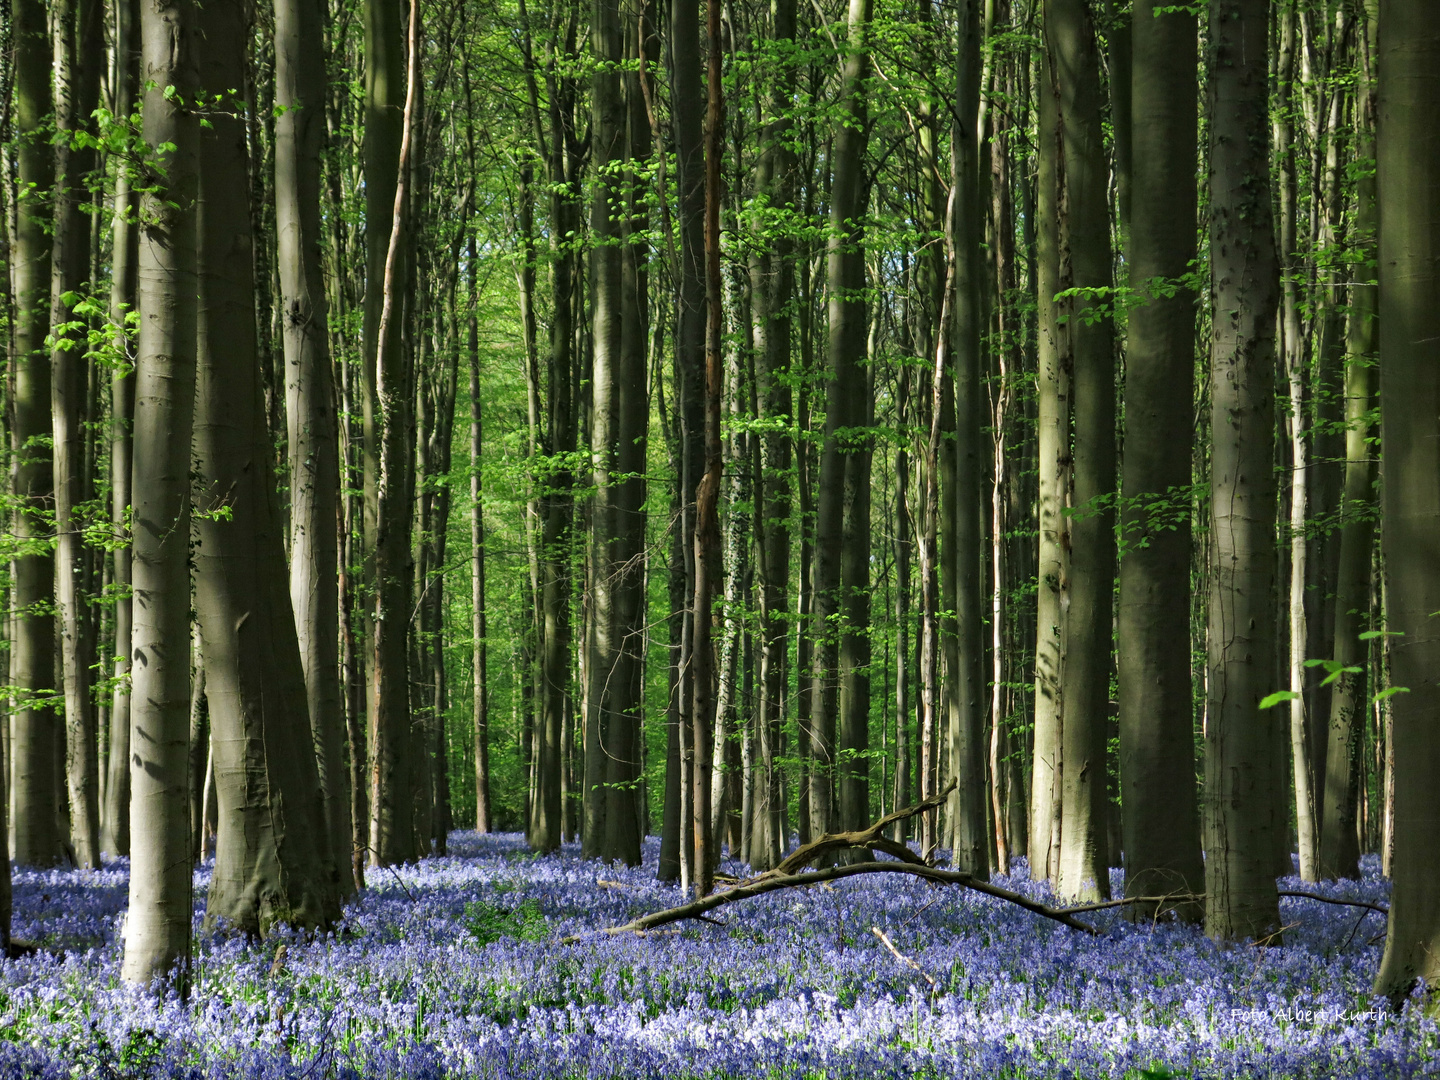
[123, 0, 201, 986]
[1116, 0, 1204, 918]
[1203, 0, 1283, 945]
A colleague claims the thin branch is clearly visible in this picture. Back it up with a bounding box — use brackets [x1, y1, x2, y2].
[1279, 889, 1389, 915]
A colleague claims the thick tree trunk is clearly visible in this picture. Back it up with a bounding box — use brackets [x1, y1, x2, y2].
[102, 0, 142, 860]
[814, 0, 874, 846]
[362, 0, 413, 868]
[1029, 16, 1067, 884]
[1373, 0, 1440, 1011]
[1042, 0, 1115, 904]
[194, 0, 341, 935]
[583, 0, 625, 858]
[1203, 0, 1282, 944]
[122, 0, 201, 986]
[1116, 0, 1204, 918]
[277, 0, 352, 894]
[50, 0, 105, 871]
[10, 0, 62, 870]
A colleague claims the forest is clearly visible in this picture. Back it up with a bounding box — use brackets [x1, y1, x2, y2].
[0, 0, 1439, 1073]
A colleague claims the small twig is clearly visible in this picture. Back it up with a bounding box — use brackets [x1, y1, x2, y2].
[872, 926, 938, 992]
[596, 879, 640, 890]
[1250, 921, 1301, 948]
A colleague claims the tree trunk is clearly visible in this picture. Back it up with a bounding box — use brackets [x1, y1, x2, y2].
[194, 0, 342, 935]
[747, 0, 797, 871]
[1203, 0, 1282, 944]
[947, 0, 990, 877]
[102, 0, 142, 860]
[9, 0, 62, 870]
[362, 0, 413, 868]
[1117, 0, 1204, 918]
[50, 0, 105, 871]
[467, 225, 491, 834]
[1318, 4, 1376, 883]
[1029, 10, 1068, 884]
[277, 0, 352, 894]
[815, 0, 874, 846]
[122, 0, 201, 986]
[1373, 0, 1440, 1011]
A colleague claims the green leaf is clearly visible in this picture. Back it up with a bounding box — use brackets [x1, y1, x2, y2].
[1373, 686, 1410, 704]
[1259, 691, 1301, 710]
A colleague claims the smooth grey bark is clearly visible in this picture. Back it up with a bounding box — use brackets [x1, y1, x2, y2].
[9, 0, 62, 870]
[50, 0, 105, 871]
[194, 0, 340, 935]
[1373, 0, 1440, 1012]
[468, 226, 491, 834]
[583, 0, 625, 858]
[1044, 0, 1115, 904]
[102, 0, 142, 860]
[1116, 0, 1204, 918]
[1028, 35, 1066, 882]
[277, 0, 352, 894]
[1203, 0, 1282, 944]
[122, 0, 201, 987]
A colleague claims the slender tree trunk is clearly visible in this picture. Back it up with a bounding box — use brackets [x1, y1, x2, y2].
[1203, 0, 1282, 944]
[747, 0, 796, 870]
[277, 0, 352, 894]
[1319, 6, 1376, 882]
[50, 0, 105, 871]
[1117, 0, 1204, 918]
[1373, 0, 1440, 1011]
[122, 0, 201, 986]
[947, 0, 989, 877]
[102, 0, 142, 860]
[467, 229, 490, 834]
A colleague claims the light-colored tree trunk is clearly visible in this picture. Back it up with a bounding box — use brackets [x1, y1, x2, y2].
[50, 0, 105, 871]
[122, 0, 201, 987]
[277, 0, 352, 894]
[1373, 0, 1440, 1012]
[1029, 14, 1067, 884]
[1117, 0, 1204, 918]
[1203, 0, 1283, 944]
[102, 0, 141, 860]
[467, 225, 490, 834]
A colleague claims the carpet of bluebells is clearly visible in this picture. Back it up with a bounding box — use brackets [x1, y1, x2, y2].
[1, 832, 1436, 1079]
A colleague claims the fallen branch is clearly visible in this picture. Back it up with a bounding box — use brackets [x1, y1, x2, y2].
[764, 779, 956, 877]
[1279, 889, 1389, 916]
[563, 859, 1102, 940]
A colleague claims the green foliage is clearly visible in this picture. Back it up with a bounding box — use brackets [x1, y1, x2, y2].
[462, 897, 549, 946]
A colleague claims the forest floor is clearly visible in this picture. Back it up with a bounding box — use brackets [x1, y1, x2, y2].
[0, 832, 1434, 1079]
